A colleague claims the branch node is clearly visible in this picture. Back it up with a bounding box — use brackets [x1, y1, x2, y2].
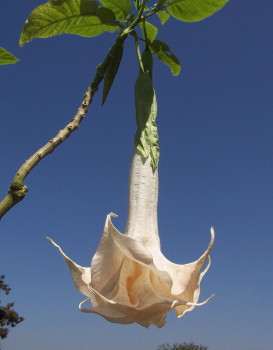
[9, 184, 28, 199]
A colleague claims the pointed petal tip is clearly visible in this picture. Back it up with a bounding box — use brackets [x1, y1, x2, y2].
[46, 237, 58, 248]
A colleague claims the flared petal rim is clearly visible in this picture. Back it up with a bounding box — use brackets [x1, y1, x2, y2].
[47, 216, 215, 327]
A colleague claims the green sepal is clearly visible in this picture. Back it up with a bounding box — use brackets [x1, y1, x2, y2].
[99, 0, 131, 22]
[167, 0, 229, 22]
[141, 45, 153, 79]
[150, 39, 180, 76]
[19, 0, 119, 46]
[101, 40, 124, 106]
[134, 72, 159, 172]
[0, 47, 19, 65]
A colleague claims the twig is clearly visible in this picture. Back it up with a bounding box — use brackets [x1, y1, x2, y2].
[0, 37, 125, 219]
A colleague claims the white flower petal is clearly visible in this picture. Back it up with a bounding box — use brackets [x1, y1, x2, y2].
[92, 214, 173, 290]
[47, 237, 92, 298]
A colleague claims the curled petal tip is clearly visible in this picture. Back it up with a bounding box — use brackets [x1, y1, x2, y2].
[210, 227, 215, 244]
[171, 300, 179, 309]
[79, 298, 90, 310]
[186, 294, 215, 307]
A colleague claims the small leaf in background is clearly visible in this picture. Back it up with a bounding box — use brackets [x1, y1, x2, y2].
[156, 0, 169, 8]
[133, 1, 150, 12]
[99, 0, 131, 22]
[0, 47, 19, 65]
[102, 41, 124, 106]
[156, 10, 170, 25]
[139, 21, 158, 43]
[150, 39, 180, 76]
[97, 6, 116, 24]
[19, 0, 119, 46]
[168, 0, 229, 22]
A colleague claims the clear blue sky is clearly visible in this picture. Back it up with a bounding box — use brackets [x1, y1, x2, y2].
[1, 1, 272, 349]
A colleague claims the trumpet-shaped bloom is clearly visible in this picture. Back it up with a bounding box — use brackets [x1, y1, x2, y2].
[48, 150, 214, 328]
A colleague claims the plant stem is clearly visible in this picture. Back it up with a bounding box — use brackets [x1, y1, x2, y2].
[144, 0, 184, 20]
[0, 36, 126, 220]
[0, 0, 151, 219]
[121, 0, 149, 36]
[134, 35, 144, 72]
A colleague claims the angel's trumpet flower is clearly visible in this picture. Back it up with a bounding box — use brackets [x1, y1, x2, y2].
[48, 72, 214, 328]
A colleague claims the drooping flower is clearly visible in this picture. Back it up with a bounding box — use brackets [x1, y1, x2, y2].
[47, 71, 215, 328]
[48, 149, 214, 328]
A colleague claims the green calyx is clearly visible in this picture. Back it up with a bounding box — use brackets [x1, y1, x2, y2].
[134, 71, 159, 172]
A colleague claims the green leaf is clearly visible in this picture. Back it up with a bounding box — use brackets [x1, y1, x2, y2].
[156, 0, 169, 8]
[99, 0, 131, 22]
[156, 10, 170, 24]
[134, 72, 159, 171]
[101, 40, 124, 105]
[0, 47, 19, 65]
[167, 0, 229, 22]
[150, 39, 180, 76]
[139, 21, 158, 43]
[133, 1, 138, 10]
[19, 0, 119, 46]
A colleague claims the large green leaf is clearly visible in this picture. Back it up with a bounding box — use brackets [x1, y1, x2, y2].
[0, 47, 19, 65]
[150, 39, 180, 76]
[19, 0, 119, 46]
[168, 0, 229, 22]
[99, 0, 131, 22]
